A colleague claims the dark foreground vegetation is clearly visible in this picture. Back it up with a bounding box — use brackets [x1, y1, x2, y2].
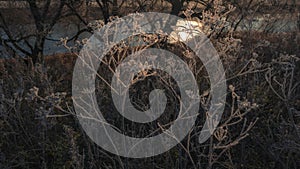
[0, 0, 300, 168]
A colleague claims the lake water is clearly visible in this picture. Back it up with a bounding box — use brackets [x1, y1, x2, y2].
[0, 21, 91, 58]
[0, 16, 298, 58]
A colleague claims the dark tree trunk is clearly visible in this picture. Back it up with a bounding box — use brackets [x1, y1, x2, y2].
[96, 0, 110, 23]
[27, 0, 46, 64]
[32, 36, 45, 64]
[112, 0, 118, 16]
[297, 12, 300, 32]
[170, 0, 183, 16]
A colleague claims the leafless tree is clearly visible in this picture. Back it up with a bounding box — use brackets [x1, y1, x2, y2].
[0, 0, 68, 64]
